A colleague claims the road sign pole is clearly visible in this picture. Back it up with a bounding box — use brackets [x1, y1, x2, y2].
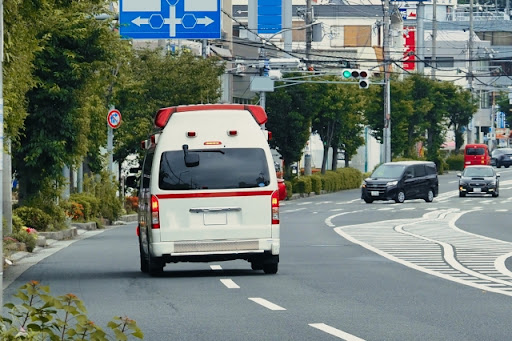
[107, 106, 114, 180]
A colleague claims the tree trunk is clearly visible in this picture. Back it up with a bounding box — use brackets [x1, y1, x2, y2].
[331, 147, 338, 171]
[321, 145, 329, 174]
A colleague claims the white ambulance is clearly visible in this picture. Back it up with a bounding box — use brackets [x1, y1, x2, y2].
[135, 104, 280, 276]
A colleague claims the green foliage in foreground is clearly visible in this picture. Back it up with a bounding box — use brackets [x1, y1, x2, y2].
[1, 281, 144, 340]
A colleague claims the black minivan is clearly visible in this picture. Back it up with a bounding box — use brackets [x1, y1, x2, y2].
[361, 161, 439, 204]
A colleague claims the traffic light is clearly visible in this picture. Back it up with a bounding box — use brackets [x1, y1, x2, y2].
[341, 69, 370, 89]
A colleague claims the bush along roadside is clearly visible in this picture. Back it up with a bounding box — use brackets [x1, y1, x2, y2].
[1, 281, 144, 340]
[285, 167, 364, 198]
[4, 171, 124, 258]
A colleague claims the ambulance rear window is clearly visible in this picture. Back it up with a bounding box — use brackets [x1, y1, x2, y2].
[159, 148, 271, 190]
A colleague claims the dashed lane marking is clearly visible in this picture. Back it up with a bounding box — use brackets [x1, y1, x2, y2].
[248, 298, 286, 311]
[309, 323, 366, 340]
[220, 279, 240, 289]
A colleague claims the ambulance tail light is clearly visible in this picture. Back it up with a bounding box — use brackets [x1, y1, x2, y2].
[227, 130, 238, 136]
[151, 195, 160, 229]
[271, 190, 280, 225]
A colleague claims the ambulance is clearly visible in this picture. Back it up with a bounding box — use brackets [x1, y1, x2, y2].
[134, 104, 280, 276]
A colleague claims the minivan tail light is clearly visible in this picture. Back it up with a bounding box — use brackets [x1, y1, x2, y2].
[151, 195, 160, 229]
[271, 190, 279, 224]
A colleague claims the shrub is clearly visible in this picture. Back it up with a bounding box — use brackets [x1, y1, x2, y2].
[69, 193, 101, 221]
[10, 228, 38, 252]
[292, 177, 312, 196]
[285, 181, 293, 200]
[310, 175, 322, 195]
[1, 281, 143, 340]
[83, 172, 123, 222]
[445, 154, 464, 171]
[13, 206, 52, 232]
[125, 196, 138, 213]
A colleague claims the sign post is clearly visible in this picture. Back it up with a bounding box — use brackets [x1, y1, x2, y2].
[107, 108, 122, 180]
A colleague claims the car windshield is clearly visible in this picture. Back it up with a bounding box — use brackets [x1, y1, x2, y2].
[494, 148, 512, 155]
[371, 164, 406, 178]
[463, 167, 494, 177]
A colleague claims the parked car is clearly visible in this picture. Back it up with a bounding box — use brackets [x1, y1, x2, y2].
[457, 165, 499, 197]
[491, 148, 512, 168]
[361, 161, 439, 204]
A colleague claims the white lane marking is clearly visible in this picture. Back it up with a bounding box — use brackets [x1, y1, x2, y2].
[496, 209, 508, 212]
[248, 298, 286, 311]
[281, 208, 307, 213]
[220, 279, 239, 289]
[309, 323, 366, 340]
[325, 210, 364, 227]
[298, 202, 313, 206]
[495, 253, 512, 278]
[210, 265, 222, 270]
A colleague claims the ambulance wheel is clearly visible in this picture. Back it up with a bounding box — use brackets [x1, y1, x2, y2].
[139, 238, 148, 273]
[147, 245, 164, 276]
[263, 263, 278, 274]
[251, 262, 263, 270]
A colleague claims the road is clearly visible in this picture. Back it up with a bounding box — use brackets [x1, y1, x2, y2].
[4, 169, 512, 340]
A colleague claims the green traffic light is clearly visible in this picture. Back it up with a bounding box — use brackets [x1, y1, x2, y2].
[342, 70, 351, 78]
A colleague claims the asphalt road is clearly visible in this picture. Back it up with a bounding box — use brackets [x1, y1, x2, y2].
[4, 169, 512, 340]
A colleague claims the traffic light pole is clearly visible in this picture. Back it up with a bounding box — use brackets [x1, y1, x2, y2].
[383, 0, 392, 163]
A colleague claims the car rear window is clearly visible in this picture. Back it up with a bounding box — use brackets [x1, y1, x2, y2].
[466, 148, 485, 156]
[158, 148, 271, 190]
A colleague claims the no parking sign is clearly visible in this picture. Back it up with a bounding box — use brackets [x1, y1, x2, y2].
[107, 109, 122, 129]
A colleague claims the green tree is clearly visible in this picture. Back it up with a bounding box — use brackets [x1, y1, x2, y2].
[309, 77, 366, 173]
[444, 83, 477, 153]
[12, 1, 126, 203]
[113, 49, 225, 173]
[266, 80, 315, 178]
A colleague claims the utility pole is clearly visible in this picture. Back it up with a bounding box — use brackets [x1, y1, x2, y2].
[0, 0, 4, 309]
[383, 0, 391, 163]
[468, 0, 475, 144]
[431, 0, 437, 79]
[305, 0, 312, 69]
[416, 2, 425, 74]
[304, 0, 313, 175]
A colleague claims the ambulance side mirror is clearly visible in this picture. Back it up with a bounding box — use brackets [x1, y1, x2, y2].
[125, 175, 138, 188]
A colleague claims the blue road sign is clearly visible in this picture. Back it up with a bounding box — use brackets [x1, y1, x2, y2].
[119, 0, 221, 40]
[258, 0, 282, 34]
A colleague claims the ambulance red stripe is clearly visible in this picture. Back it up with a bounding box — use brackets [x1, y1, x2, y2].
[156, 191, 274, 199]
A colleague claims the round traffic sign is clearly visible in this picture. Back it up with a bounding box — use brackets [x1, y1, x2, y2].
[107, 109, 122, 129]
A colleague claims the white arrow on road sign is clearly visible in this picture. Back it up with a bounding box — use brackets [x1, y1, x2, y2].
[197, 17, 214, 26]
[132, 17, 149, 27]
